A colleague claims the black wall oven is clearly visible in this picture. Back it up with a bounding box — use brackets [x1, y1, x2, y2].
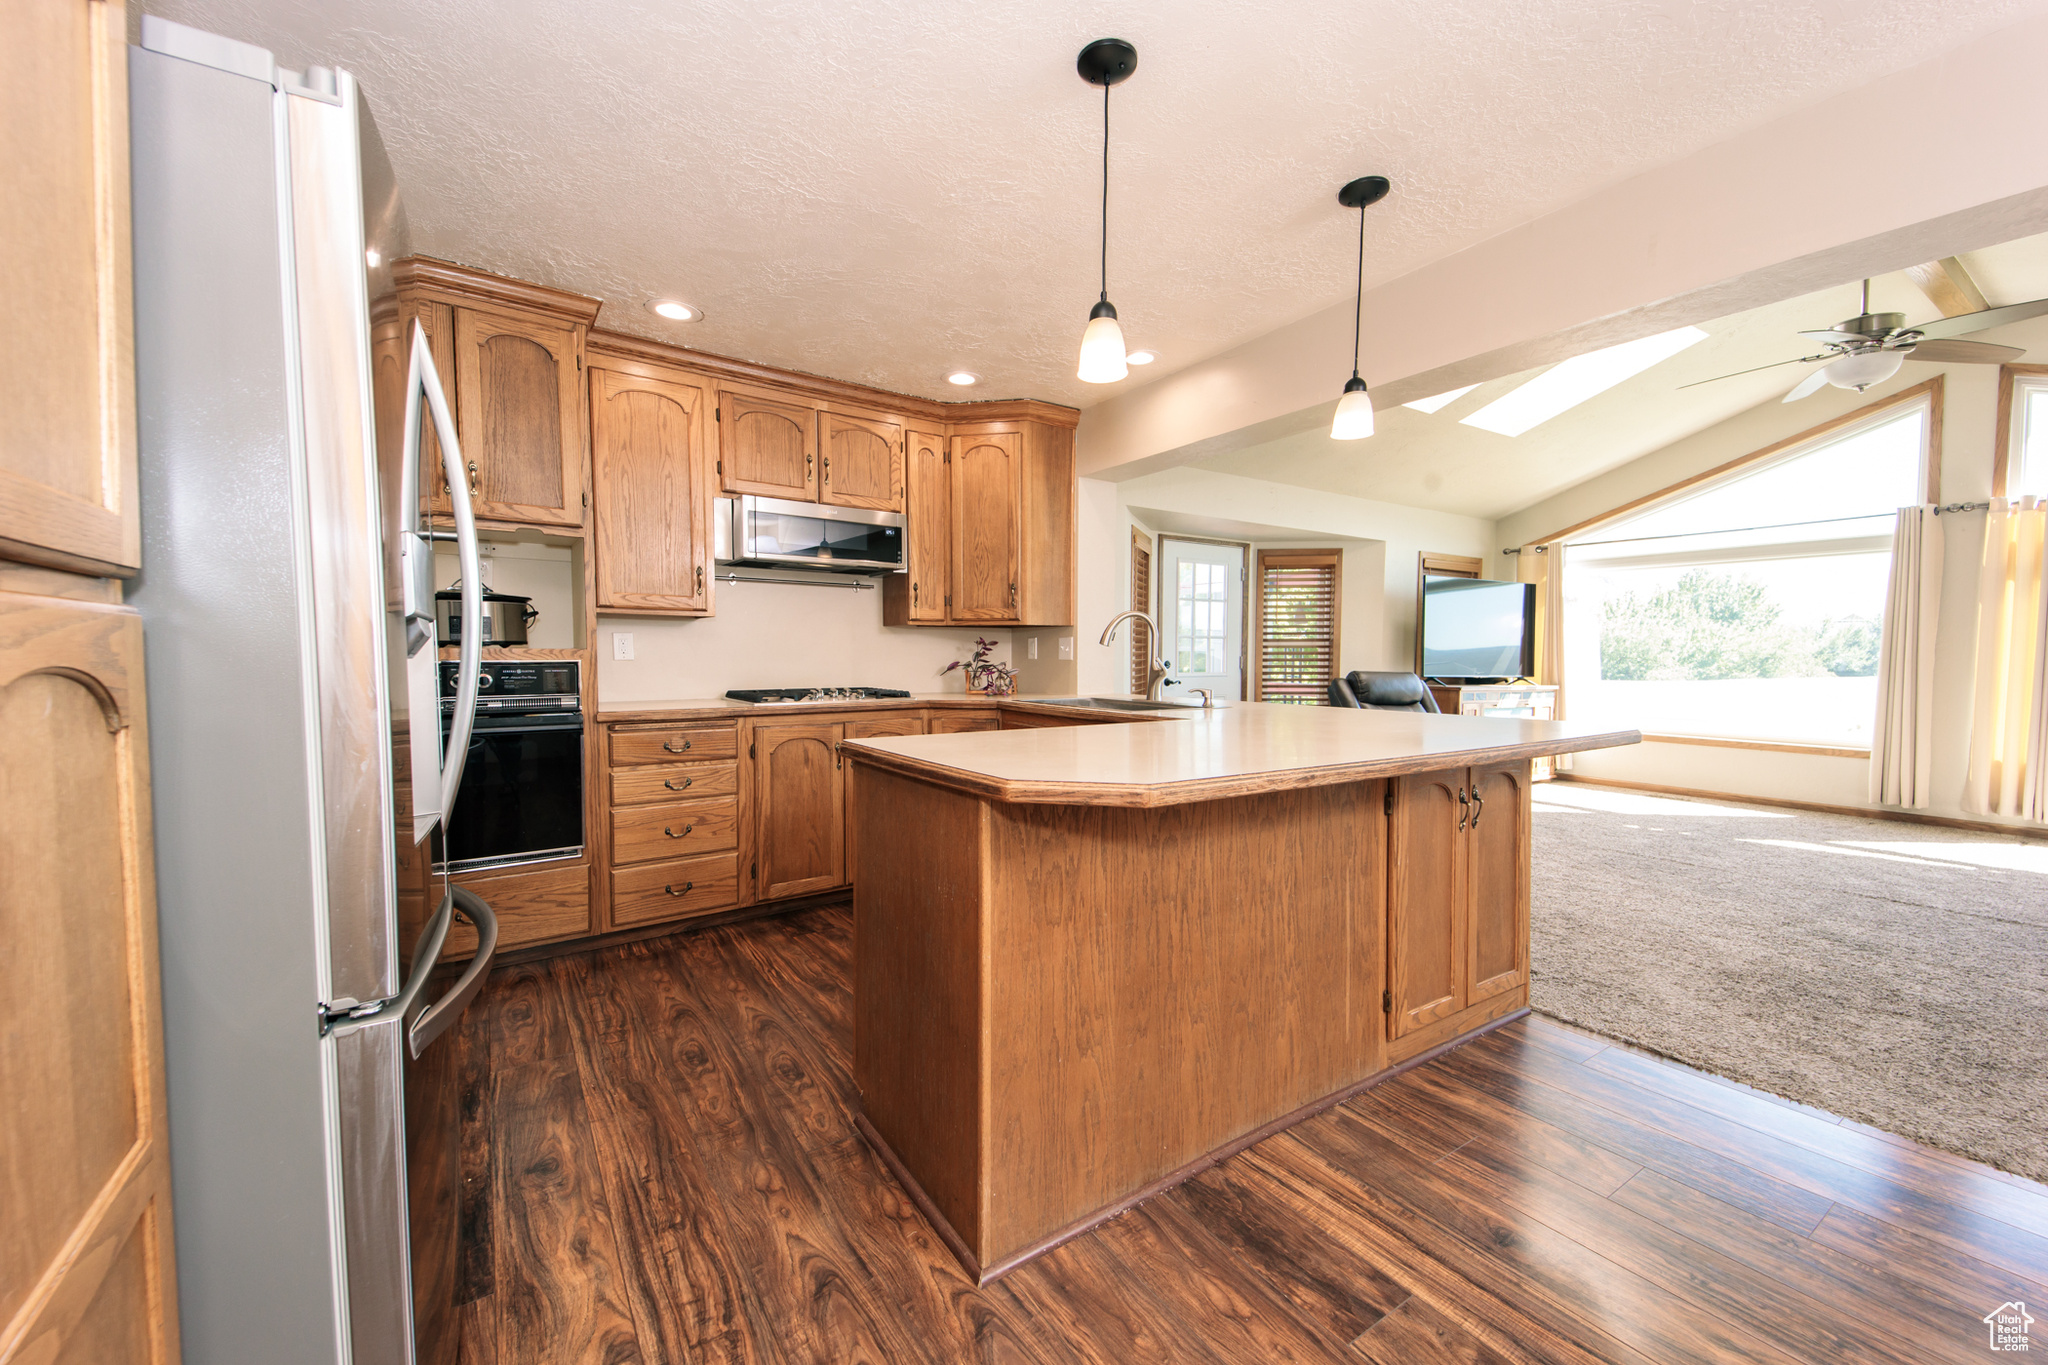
[437, 661, 583, 873]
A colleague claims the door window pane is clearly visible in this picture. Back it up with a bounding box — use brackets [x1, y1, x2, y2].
[1177, 561, 1227, 674]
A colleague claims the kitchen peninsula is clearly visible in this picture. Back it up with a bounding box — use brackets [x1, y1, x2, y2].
[841, 702, 1639, 1282]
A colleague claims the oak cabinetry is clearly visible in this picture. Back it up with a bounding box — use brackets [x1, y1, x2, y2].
[951, 430, 1022, 622]
[1, 0, 138, 576]
[819, 407, 904, 511]
[588, 351, 714, 615]
[930, 710, 1000, 734]
[902, 429, 950, 621]
[444, 861, 591, 959]
[603, 718, 747, 930]
[843, 713, 925, 883]
[1386, 760, 1529, 1040]
[718, 382, 816, 499]
[753, 720, 846, 900]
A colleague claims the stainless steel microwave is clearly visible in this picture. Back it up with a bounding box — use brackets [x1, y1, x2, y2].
[714, 494, 907, 574]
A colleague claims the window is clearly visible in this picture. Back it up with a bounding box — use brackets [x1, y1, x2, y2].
[1562, 397, 1929, 747]
[1176, 561, 1229, 673]
[1256, 550, 1341, 704]
[2003, 369, 2048, 500]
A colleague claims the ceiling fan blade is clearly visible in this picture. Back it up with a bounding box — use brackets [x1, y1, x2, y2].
[1782, 369, 1832, 403]
[1911, 297, 2048, 340]
[1796, 329, 1863, 346]
[1901, 338, 2025, 364]
[1676, 354, 1826, 389]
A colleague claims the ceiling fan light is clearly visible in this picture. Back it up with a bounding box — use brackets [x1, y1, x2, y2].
[1078, 300, 1129, 383]
[1824, 349, 1904, 392]
[1331, 377, 1375, 440]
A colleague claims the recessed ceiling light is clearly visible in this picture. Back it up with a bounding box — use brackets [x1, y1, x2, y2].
[648, 299, 700, 322]
[946, 370, 979, 386]
[1125, 349, 1157, 365]
[1460, 327, 1709, 437]
[1402, 383, 1477, 413]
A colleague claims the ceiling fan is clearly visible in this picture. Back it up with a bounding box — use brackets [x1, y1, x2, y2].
[1683, 279, 2048, 403]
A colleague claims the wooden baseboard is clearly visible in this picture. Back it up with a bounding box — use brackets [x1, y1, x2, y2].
[1551, 774, 2048, 841]
[857, 1007, 1530, 1285]
[484, 888, 852, 970]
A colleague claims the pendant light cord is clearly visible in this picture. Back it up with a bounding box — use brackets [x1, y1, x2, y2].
[1351, 203, 1364, 380]
[1101, 79, 1110, 301]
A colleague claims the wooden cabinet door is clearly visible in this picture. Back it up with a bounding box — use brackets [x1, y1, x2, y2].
[904, 429, 949, 622]
[819, 410, 903, 511]
[405, 300, 459, 518]
[843, 714, 924, 884]
[1467, 761, 1530, 1004]
[1386, 770, 1468, 1039]
[1, 595, 179, 1362]
[453, 306, 584, 526]
[590, 364, 712, 613]
[719, 385, 816, 499]
[929, 711, 999, 734]
[950, 431, 1022, 623]
[754, 721, 845, 899]
[1, 0, 138, 575]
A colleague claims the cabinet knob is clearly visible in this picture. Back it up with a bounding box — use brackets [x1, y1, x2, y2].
[663, 776, 694, 791]
[664, 738, 693, 753]
[665, 824, 694, 838]
[664, 881, 694, 897]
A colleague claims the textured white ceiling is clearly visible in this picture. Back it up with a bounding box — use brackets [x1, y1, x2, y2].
[144, 0, 2048, 406]
[1196, 232, 2048, 518]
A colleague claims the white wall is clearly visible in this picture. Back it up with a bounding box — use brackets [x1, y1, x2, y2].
[434, 539, 578, 649]
[1075, 469, 1494, 695]
[1497, 314, 2048, 830]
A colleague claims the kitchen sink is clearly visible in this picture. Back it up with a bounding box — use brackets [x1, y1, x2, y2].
[1033, 696, 1194, 712]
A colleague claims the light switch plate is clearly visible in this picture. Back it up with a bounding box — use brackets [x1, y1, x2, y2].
[1028, 636, 1039, 660]
[1058, 637, 1074, 660]
[612, 632, 635, 660]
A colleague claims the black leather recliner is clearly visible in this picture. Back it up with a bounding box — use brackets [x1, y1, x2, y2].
[1327, 670, 1441, 712]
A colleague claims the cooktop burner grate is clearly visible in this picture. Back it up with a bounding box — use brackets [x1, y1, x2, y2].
[725, 687, 915, 705]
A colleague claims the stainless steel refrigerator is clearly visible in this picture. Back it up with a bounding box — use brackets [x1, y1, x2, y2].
[128, 18, 497, 1365]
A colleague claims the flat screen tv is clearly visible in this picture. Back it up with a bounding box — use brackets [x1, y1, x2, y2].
[1420, 575, 1535, 682]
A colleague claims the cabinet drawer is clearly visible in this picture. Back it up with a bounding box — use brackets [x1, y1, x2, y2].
[610, 761, 738, 806]
[444, 861, 591, 959]
[611, 796, 739, 866]
[609, 722, 739, 765]
[929, 712, 1000, 734]
[612, 853, 741, 927]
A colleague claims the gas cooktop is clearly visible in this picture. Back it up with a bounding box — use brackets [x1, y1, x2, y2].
[725, 687, 915, 705]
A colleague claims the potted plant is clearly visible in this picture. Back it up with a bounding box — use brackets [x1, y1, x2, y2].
[942, 636, 1018, 697]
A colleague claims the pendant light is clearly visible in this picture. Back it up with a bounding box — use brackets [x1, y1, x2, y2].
[1077, 39, 1137, 384]
[1331, 175, 1390, 439]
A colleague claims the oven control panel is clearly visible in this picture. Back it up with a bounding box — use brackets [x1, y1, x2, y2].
[439, 660, 581, 705]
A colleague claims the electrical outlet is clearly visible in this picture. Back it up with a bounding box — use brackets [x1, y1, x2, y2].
[1058, 637, 1074, 660]
[612, 632, 635, 661]
[1028, 636, 1039, 660]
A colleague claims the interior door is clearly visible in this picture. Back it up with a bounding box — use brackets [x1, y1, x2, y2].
[904, 429, 949, 621]
[0, 596, 180, 1365]
[1160, 538, 1246, 700]
[819, 410, 903, 511]
[754, 721, 846, 899]
[1387, 770, 1468, 1038]
[590, 364, 712, 613]
[1467, 761, 1530, 1004]
[950, 431, 1021, 622]
[453, 305, 584, 526]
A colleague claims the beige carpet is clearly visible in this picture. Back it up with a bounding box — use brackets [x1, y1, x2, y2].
[1529, 781, 2048, 1182]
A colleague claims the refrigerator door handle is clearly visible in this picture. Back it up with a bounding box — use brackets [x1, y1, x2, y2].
[407, 888, 498, 1058]
[321, 885, 453, 1037]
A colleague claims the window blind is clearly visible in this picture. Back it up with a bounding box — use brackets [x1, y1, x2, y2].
[1130, 542, 1152, 693]
[1256, 550, 1341, 704]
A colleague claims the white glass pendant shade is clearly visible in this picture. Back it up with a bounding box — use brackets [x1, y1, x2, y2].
[1078, 302, 1129, 383]
[1824, 349, 1904, 391]
[1331, 377, 1375, 440]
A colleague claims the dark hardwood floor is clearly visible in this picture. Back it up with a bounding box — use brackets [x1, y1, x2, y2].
[453, 904, 2048, 1364]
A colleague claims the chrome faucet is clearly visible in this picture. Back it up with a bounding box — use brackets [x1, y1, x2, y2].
[1098, 610, 1177, 701]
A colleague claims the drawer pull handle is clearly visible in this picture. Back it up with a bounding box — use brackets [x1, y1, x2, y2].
[664, 777, 694, 791]
[665, 881, 693, 897]
[665, 824, 694, 838]
[664, 738, 693, 753]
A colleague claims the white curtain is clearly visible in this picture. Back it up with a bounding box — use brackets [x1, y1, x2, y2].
[1961, 497, 2048, 820]
[1869, 506, 1943, 807]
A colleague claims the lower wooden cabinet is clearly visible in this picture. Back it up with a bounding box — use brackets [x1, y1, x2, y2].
[1385, 760, 1529, 1041]
[843, 714, 925, 883]
[610, 795, 739, 865]
[613, 853, 741, 927]
[753, 720, 846, 900]
[603, 718, 746, 931]
[929, 710, 1000, 734]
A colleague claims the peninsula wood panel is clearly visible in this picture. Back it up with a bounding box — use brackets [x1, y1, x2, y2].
[452, 306, 585, 527]
[0, 596, 179, 1364]
[1387, 772, 1466, 1038]
[717, 384, 815, 499]
[589, 361, 712, 613]
[818, 409, 903, 511]
[843, 714, 925, 885]
[753, 721, 845, 899]
[949, 430, 1022, 622]
[1, 0, 139, 576]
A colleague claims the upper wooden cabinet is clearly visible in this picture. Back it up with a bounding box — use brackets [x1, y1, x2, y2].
[883, 420, 1074, 628]
[391, 260, 599, 532]
[1, 0, 138, 575]
[819, 408, 903, 511]
[718, 383, 816, 499]
[588, 351, 713, 615]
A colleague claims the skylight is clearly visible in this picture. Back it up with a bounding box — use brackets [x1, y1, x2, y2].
[1460, 327, 1709, 437]
[1402, 384, 1478, 414]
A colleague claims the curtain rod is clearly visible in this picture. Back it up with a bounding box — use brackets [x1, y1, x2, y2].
[716, 572, 875, 591]
[1934, 502, 1990, 515]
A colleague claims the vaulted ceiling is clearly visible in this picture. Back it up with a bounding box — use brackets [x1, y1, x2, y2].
[144, 0, 2048, 408]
